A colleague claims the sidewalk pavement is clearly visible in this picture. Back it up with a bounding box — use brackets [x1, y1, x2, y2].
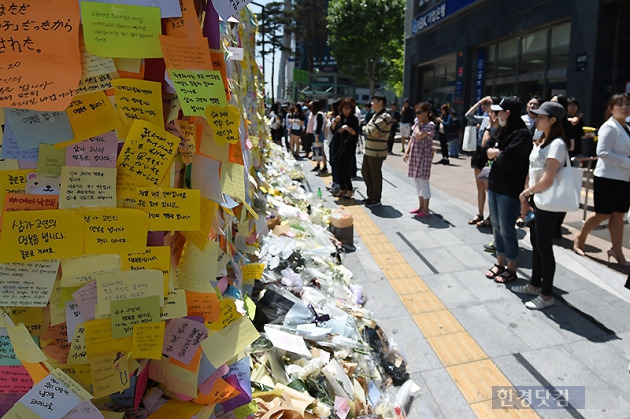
[299, 149, 630, 418]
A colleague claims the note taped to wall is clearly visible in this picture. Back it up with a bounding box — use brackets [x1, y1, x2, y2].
[81, 1, 163, 58]
[61, 254, 121, 288]
[133, 187, 200, 231]
[205, 104, 241, 145]
[59, 166, 117, 209]
[96, 269, 164, 317]
[167, 69, 227, 116]
[0, 260, 59, 307]
[83, 208, 149, 255]
[112, 78, 164, 138]
[220, 162, 246, 202]
[0, 209, 84, 263]
[117, 120, 180, 187]
[65, 131, 118, 168]
[164, 0, 203, 39]
[4, 109, 74, 151]
[111, 295, 161, 338]
[0, 0, 81, 111]
[160, 35, 213, 70]
[132, 321, 165, 360]
[60, 91, 123, 148]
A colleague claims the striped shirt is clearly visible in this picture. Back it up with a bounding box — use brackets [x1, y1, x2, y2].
[362, 109, 392, 157]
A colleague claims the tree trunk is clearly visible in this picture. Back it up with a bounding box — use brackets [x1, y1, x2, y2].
[277, 0, 291, 101]
[271, 46, 276, 103]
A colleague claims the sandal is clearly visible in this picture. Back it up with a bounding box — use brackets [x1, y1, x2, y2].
[468, 214, 483, 225]
[485, 264, 505, 279]
[495, 269, 517, 283]
[477, 217, 492, 228]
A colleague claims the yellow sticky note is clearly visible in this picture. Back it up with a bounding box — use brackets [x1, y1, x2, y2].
[58, 91, 123, 148]
[182, 198, 219, 251]
[147, 398, 202, 418]
[133, 187, 200, 231]
[50, 368, 93, 402]
[84, 318, 132, 357]
[205, 104, 241, 145]
[242, 263, 265, 281]
[7, 307, 45, 336]
[242, 201, 259, 220]
[200, 316, 260, 368]
[132, 321, 164, 360]
[197, 122, 229, 163]
[83, 208, 149, 255]
[0, 169, 30, 211]
[101, 411, 125, 419]
[60, 254, 121, 287]
[148, 357, 198, 399]
[243, 294, 256, 321]
[160, 290, 188, 321]
[82, 2, 162, 59]
[207, 299, 240, 331]
[177, 241, 219, 293]
[96, 270, 164, 317]
[59, 166, 117, 209]
[176, 120, 197, 165]
[7, 323, 47, 363]
[220, 162, 246, 202]
[111, 295, 161, 338]
[3, 401, 37, 418]
[114, 58, 142, 73]
[167, 69, 227, 116]
[0, 209, 84, 263]
[36, 144, 66, 177]
[90, 351, 130, 398]
[68, 323, 88, 365]
[117, 120, 179, 187]
[122, 247, 170, 295]
[112, 79, 164, 138]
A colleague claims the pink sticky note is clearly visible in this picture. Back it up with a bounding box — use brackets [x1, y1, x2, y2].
[217, 276, 229, 294]
[71, 282, 98, 321]
[0, 365, 34, 394]
[334, 396, 350, 419]
[65, 131, 118, 168]
[162, 318, 207, 365]
[64, 401, 103, 418]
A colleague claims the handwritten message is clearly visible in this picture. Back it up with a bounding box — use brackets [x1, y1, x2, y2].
[210, 50, 231, 100]
[4, 108, 73, 150]
[83, 208, 148, 255]
[59, 166, 117, 208]
[132, 321, 164, 360]
[160, 289, 188, 320]
[71, 281, 98, 322]
[3, 193, 58, 213]
[17, 373, 83, 418]
[160, 35, 213, 70]
[84, 318, 132, 357]
[164, 0, 203, 38]
[117, 120, 180, 187]
[162, 317, 207, 365]
[81, 1, 163, 58]
[178, 240, 219, 293]
[61, 254, 121, 287]
[0, 0, 81, 111]
[90, 351, 130, 398]
[65, 131, 118, 168]
[112, 78, 163, 137]
[96, 269, 164, 316]
[220, 162, 246, 202]
[211, 0, 254, 21]
[167, 69, 227, 116]
[61, 91, 122, 147]
[185, 291, 220, 322]
[0, 260, 59, 306]
[35, 144, 65, 177]
[133, 187, 200, 231]
[205, 104, 241, 145]
[111, 295, 161, 338]
[1, 123, 39, 161]
[0, 209, 83, 263]
[0, 365, 34, 393]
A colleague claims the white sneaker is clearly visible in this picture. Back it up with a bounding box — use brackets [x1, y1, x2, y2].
[511, 284, 541, 295]
[525, 296, 555, 310]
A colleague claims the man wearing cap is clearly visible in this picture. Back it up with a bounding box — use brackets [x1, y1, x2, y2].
[361, 94, 392, 207]
[482, 97, 533, 284]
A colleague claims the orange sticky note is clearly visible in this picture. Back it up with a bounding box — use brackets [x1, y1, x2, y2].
[58, 91, 123, 149]
[210, 50, 230, 101]
[169, 346, 202, 373]
[185, 291, 220, 322]
[164, 0, 203, 39]
[21, 361, 50, 385]
[160, 35, 213, 70]
[193, 377, 240, 405]
[0, 0, 81, 111]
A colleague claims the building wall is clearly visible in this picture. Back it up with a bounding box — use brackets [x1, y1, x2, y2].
[404, 0, 628, 127]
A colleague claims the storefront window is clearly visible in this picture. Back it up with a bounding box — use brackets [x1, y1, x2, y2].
[521, 28, 547, 77]
[497, 38, 518, 78]
[418, 53, 456, 105]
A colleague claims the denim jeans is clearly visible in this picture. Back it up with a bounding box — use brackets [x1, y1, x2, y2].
[488, 190, 521, 262]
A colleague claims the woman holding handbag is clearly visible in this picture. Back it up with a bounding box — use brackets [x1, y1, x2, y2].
[573, 93, 630, 265]
[513, 101, 570, 310]
[331, 97, 360, 199]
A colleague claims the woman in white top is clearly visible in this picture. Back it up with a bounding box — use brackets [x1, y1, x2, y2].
[574, 94, 630, 265]
[514, 102, 569, 310]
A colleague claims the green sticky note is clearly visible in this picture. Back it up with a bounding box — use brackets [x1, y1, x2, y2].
[81, 1, 162, 58]
[37, 144, 66, 178]
[167, 69, 227, 116]
[110, 295, 161, 339]
[243, 294, 256, 321]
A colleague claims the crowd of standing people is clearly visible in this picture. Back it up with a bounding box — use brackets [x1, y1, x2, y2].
[268, 91, 630, 298]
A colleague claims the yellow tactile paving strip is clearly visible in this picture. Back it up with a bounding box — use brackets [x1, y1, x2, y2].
[339, 202, 540, 418]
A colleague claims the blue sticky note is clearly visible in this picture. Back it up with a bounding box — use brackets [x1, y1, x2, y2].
[1, 122, 39, 161]
[4, 108, 73, 151]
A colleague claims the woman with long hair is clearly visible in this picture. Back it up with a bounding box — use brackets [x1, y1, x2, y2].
[483, 97, 533, 284]
[330, 98, 359, 198]
[513, 102, 570, 309]
[574, 93, 630, 265]
[404, 102, 435, 217]
[288, 105, 305, 158]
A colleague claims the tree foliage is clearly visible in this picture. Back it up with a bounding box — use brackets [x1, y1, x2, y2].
[327, 0, 405, 95]
[283, 0, 329, 72]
